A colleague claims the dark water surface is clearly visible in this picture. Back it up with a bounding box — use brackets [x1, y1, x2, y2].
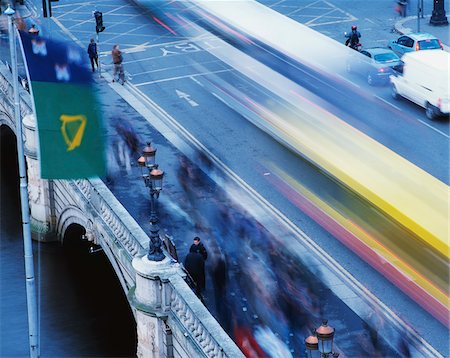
[1, 127, 136, 357]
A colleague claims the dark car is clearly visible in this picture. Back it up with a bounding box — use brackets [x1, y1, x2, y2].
[346, 47, 403, 85]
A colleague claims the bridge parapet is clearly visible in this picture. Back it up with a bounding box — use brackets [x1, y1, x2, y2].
[132, 256, 244, 358]
[71, 178, 148, 259]
[169, 274, 243, 358]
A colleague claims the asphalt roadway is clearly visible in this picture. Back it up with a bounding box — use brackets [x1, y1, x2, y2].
[2, 0, 449, 356]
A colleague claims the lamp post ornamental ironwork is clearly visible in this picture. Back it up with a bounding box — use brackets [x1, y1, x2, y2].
[305, 320, 340, 358]
[138, 143, 165, 261]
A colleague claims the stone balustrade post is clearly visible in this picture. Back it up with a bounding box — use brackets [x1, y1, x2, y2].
[130, 255, 183, 358]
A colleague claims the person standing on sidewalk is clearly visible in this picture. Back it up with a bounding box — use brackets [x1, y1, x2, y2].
[87, 38, 98, 72]
[111, 44, 125, 84]
[184, 249, 206, 302]
[190, 236, 208, 261]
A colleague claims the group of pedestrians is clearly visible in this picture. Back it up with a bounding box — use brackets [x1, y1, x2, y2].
[86, 39, 125, 84]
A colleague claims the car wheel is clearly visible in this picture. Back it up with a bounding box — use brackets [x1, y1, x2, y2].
[425, 102, 437, 120]
[367, 73, 374, 86]
[391, 84, 400, 99]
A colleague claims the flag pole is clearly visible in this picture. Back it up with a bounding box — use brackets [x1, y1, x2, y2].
[5, 6, 40, 358]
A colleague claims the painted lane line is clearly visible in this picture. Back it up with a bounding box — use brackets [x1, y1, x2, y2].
[414, 117, 450, 139]
[133, 59, 222, 77]
[51, 17, 85, 49]
[375, 95, 401, 111]
[134, 69, 233, 87]
[375, 96, 450, 139]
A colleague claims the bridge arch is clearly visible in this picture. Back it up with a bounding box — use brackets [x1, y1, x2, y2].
[0, 109, 15, 134]
[57, 206, 88, 243]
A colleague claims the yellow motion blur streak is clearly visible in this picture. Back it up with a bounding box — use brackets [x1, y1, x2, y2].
[270, 164, 449, 310]
[250, 100, 449, 259]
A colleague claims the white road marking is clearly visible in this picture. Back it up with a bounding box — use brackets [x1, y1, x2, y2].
[122, 42, 151, 54]
[190, 76, 204, 86]
[51, 17, 85, 48]
[375, 95, 401, 111]
[414, 118, 450, 138]
[287, 0, 357, 27]
[133, 60, 221, 77]
[375, 96, 450, 138]
[176, 89, 199, 107]
[135, 69, 232, 87]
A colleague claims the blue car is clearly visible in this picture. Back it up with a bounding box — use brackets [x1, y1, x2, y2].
[346, 48, 403, 85]
[388, 33, 443, 55]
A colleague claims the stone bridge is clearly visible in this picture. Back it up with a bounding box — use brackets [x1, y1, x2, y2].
[0, 61, 244, 358]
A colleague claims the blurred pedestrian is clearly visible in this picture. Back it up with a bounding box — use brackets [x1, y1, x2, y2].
[396, 0, 407, 17]
[87, 38, 98, 72]
[184, 250, 206, 301]
[111, 44, 125, 84]
[190, 236, 208, 261]
[177, 155, 208, 229]
[210, 246, 229, 329]
[115, 121, 141, 158]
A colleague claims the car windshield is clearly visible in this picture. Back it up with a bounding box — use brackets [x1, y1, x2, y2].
[418, 39, 441, 49]
[374, 53, 399, 63]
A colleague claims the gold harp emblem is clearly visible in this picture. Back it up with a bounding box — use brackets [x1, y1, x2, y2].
[60, 114, 87, 151]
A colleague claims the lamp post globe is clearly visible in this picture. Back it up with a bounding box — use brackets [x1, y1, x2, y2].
[5, 6, 15, 16]
[305, 334, 320, 358]
[143, 142, 156, 168]
[28, 24, 39, 36]
[316, 320, 335, 355]
[150, 168, 164, 192]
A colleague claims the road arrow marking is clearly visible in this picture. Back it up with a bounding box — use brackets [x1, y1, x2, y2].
[176, 89, 199, 107]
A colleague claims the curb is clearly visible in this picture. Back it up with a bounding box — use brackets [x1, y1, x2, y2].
[394, 15, 450, 51]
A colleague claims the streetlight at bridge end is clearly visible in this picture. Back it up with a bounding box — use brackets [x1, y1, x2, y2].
[305, 320, 340, 358]
[138, 142, 166, 261]
[430, 0, 448, 26]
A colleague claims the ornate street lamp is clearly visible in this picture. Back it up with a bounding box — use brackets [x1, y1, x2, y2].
[138, 142, 165, 261]
[305, 320, 339, 358]
[305, 332, 320, 358]
[28, 24, 40, 36]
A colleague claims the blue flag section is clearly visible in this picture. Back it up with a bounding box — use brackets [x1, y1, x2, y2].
[18, 30, 106, 179]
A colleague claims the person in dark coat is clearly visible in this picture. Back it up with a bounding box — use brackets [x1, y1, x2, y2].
[184, 251, 206, 300]
[189, 236, 207, 261]
[87, 38, 98, 72]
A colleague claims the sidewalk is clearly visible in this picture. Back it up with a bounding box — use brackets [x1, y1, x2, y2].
[395, 14, 450, 50]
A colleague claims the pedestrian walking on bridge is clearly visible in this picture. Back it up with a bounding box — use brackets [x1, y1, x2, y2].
[87, 38, 98, 72]
[111, 44, 125, 85]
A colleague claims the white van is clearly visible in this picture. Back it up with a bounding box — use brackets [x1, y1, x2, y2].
[390, 50, 449, 119]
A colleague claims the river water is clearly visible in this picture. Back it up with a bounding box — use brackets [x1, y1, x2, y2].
[0, 127, 136, 357]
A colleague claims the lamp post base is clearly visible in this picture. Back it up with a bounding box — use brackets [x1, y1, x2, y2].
[147, 250, 166, 262]
[430, 0, 448, 25]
